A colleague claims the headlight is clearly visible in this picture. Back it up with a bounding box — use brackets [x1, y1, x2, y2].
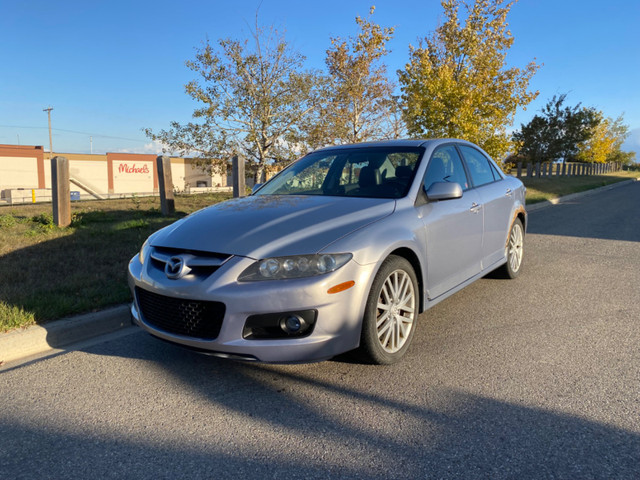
[139, 238, 152, 265]
[238, 253, 352, 281]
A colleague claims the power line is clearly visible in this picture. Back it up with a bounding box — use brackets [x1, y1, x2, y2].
[0, 124, 147, 143]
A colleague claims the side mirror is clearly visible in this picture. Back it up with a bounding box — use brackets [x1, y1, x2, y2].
[251, 183, 263, 194]
[426, 181, 463, 201]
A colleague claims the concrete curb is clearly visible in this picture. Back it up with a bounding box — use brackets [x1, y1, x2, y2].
[1, 177, 637, 366]
[526, 178, 638, 212]
[0, 304, 130, 365]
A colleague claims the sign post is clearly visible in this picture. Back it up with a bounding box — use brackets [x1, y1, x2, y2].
[156, 155, 175, 215]
[232, 154, 245, 198]
[51, 156, 71, 227]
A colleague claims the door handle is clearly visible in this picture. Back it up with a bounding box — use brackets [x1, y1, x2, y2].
[505, 188, 513, 197]
[470, 202, 482, 214]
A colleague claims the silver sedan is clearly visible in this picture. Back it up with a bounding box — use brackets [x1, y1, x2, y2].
[128, 139, 526, 364]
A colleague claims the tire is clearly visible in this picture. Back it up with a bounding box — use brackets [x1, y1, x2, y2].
[356, 255, 419, 365]
[497, 217, 524, 279]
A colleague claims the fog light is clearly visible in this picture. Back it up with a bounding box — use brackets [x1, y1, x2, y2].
[243, 310, 317, 339]
[280, 315, 304, 334]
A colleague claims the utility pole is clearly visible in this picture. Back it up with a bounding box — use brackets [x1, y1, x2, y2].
[43, 107, 53, 158]
[90, 136, 93, 154]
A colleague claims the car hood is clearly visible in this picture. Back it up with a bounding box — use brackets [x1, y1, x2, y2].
[151, 195, 395, 259]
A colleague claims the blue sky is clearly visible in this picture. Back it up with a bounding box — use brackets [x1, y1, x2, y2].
[1, 0, 639, 160]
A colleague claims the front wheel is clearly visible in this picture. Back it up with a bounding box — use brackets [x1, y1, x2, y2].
[355, 255, 419, 365]
[498, 217, 524, 279]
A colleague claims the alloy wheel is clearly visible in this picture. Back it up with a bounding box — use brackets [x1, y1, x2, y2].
[376, 269, 416, 353]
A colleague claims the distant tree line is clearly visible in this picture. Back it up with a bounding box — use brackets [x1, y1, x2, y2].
[511, 94, 635, 166]
[145, 1, 635, 180]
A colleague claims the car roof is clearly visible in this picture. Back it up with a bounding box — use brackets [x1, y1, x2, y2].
[312, 138, 470, 152]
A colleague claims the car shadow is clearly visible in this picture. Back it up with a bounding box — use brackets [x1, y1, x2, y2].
[3, 331, 638, 478]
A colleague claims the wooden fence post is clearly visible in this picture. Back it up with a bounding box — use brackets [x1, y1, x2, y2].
[535, 162, 541, 177]
[156, 155, 175, 216]
[51, 156, 71, 227]
[232, 154, 246, 198]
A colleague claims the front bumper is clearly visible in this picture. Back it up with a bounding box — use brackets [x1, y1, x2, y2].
[128, 252, 375, 363]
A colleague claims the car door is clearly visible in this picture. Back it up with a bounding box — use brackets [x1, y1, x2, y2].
[417, 145, 484, 300]
[458, 145, 513, 268]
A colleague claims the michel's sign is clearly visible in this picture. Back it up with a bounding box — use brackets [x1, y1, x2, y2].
[118, 163, 150, 174]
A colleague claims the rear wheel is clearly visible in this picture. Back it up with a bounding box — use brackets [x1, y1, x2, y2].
[498, 218, 524, 279]
[356, 255, 418, 365]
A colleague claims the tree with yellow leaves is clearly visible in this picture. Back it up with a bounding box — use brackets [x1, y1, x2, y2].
[299, 7, 397, 150]
[576, 114, 635, 164]
[399, 0, 539, 162]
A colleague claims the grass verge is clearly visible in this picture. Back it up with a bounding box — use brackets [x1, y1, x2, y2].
[521, 170, 640, 204]
[0, 193, 231, 332]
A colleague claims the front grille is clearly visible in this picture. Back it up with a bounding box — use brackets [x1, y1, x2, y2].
[149, 247, 232, 280]
[135, 287, 225, 340]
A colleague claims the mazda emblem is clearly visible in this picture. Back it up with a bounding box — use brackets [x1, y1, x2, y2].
[165, 256, 190, 279]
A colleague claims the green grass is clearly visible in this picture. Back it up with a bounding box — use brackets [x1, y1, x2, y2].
[0, 301, 35, 331]
[0, 193, 231, 332]
[521, 170, 640, 204]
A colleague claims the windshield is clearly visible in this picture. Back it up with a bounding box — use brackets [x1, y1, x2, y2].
[255, 146, 424, 199]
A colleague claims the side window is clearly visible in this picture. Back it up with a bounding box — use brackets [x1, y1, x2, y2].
[489, 161, 503, 181]
[423, 145, 469, 191]
[458, 145, 497, 187]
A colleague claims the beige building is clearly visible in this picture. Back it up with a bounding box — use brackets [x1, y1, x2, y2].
[0, 144, 230, 204]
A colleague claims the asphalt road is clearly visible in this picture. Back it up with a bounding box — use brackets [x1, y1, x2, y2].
[2, 182, 639, 479]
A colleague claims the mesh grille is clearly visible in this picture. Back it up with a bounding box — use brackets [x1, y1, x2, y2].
[135, 287, 225, 340]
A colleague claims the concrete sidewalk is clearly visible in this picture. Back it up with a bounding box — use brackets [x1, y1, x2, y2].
[1, 177, 637, 367]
